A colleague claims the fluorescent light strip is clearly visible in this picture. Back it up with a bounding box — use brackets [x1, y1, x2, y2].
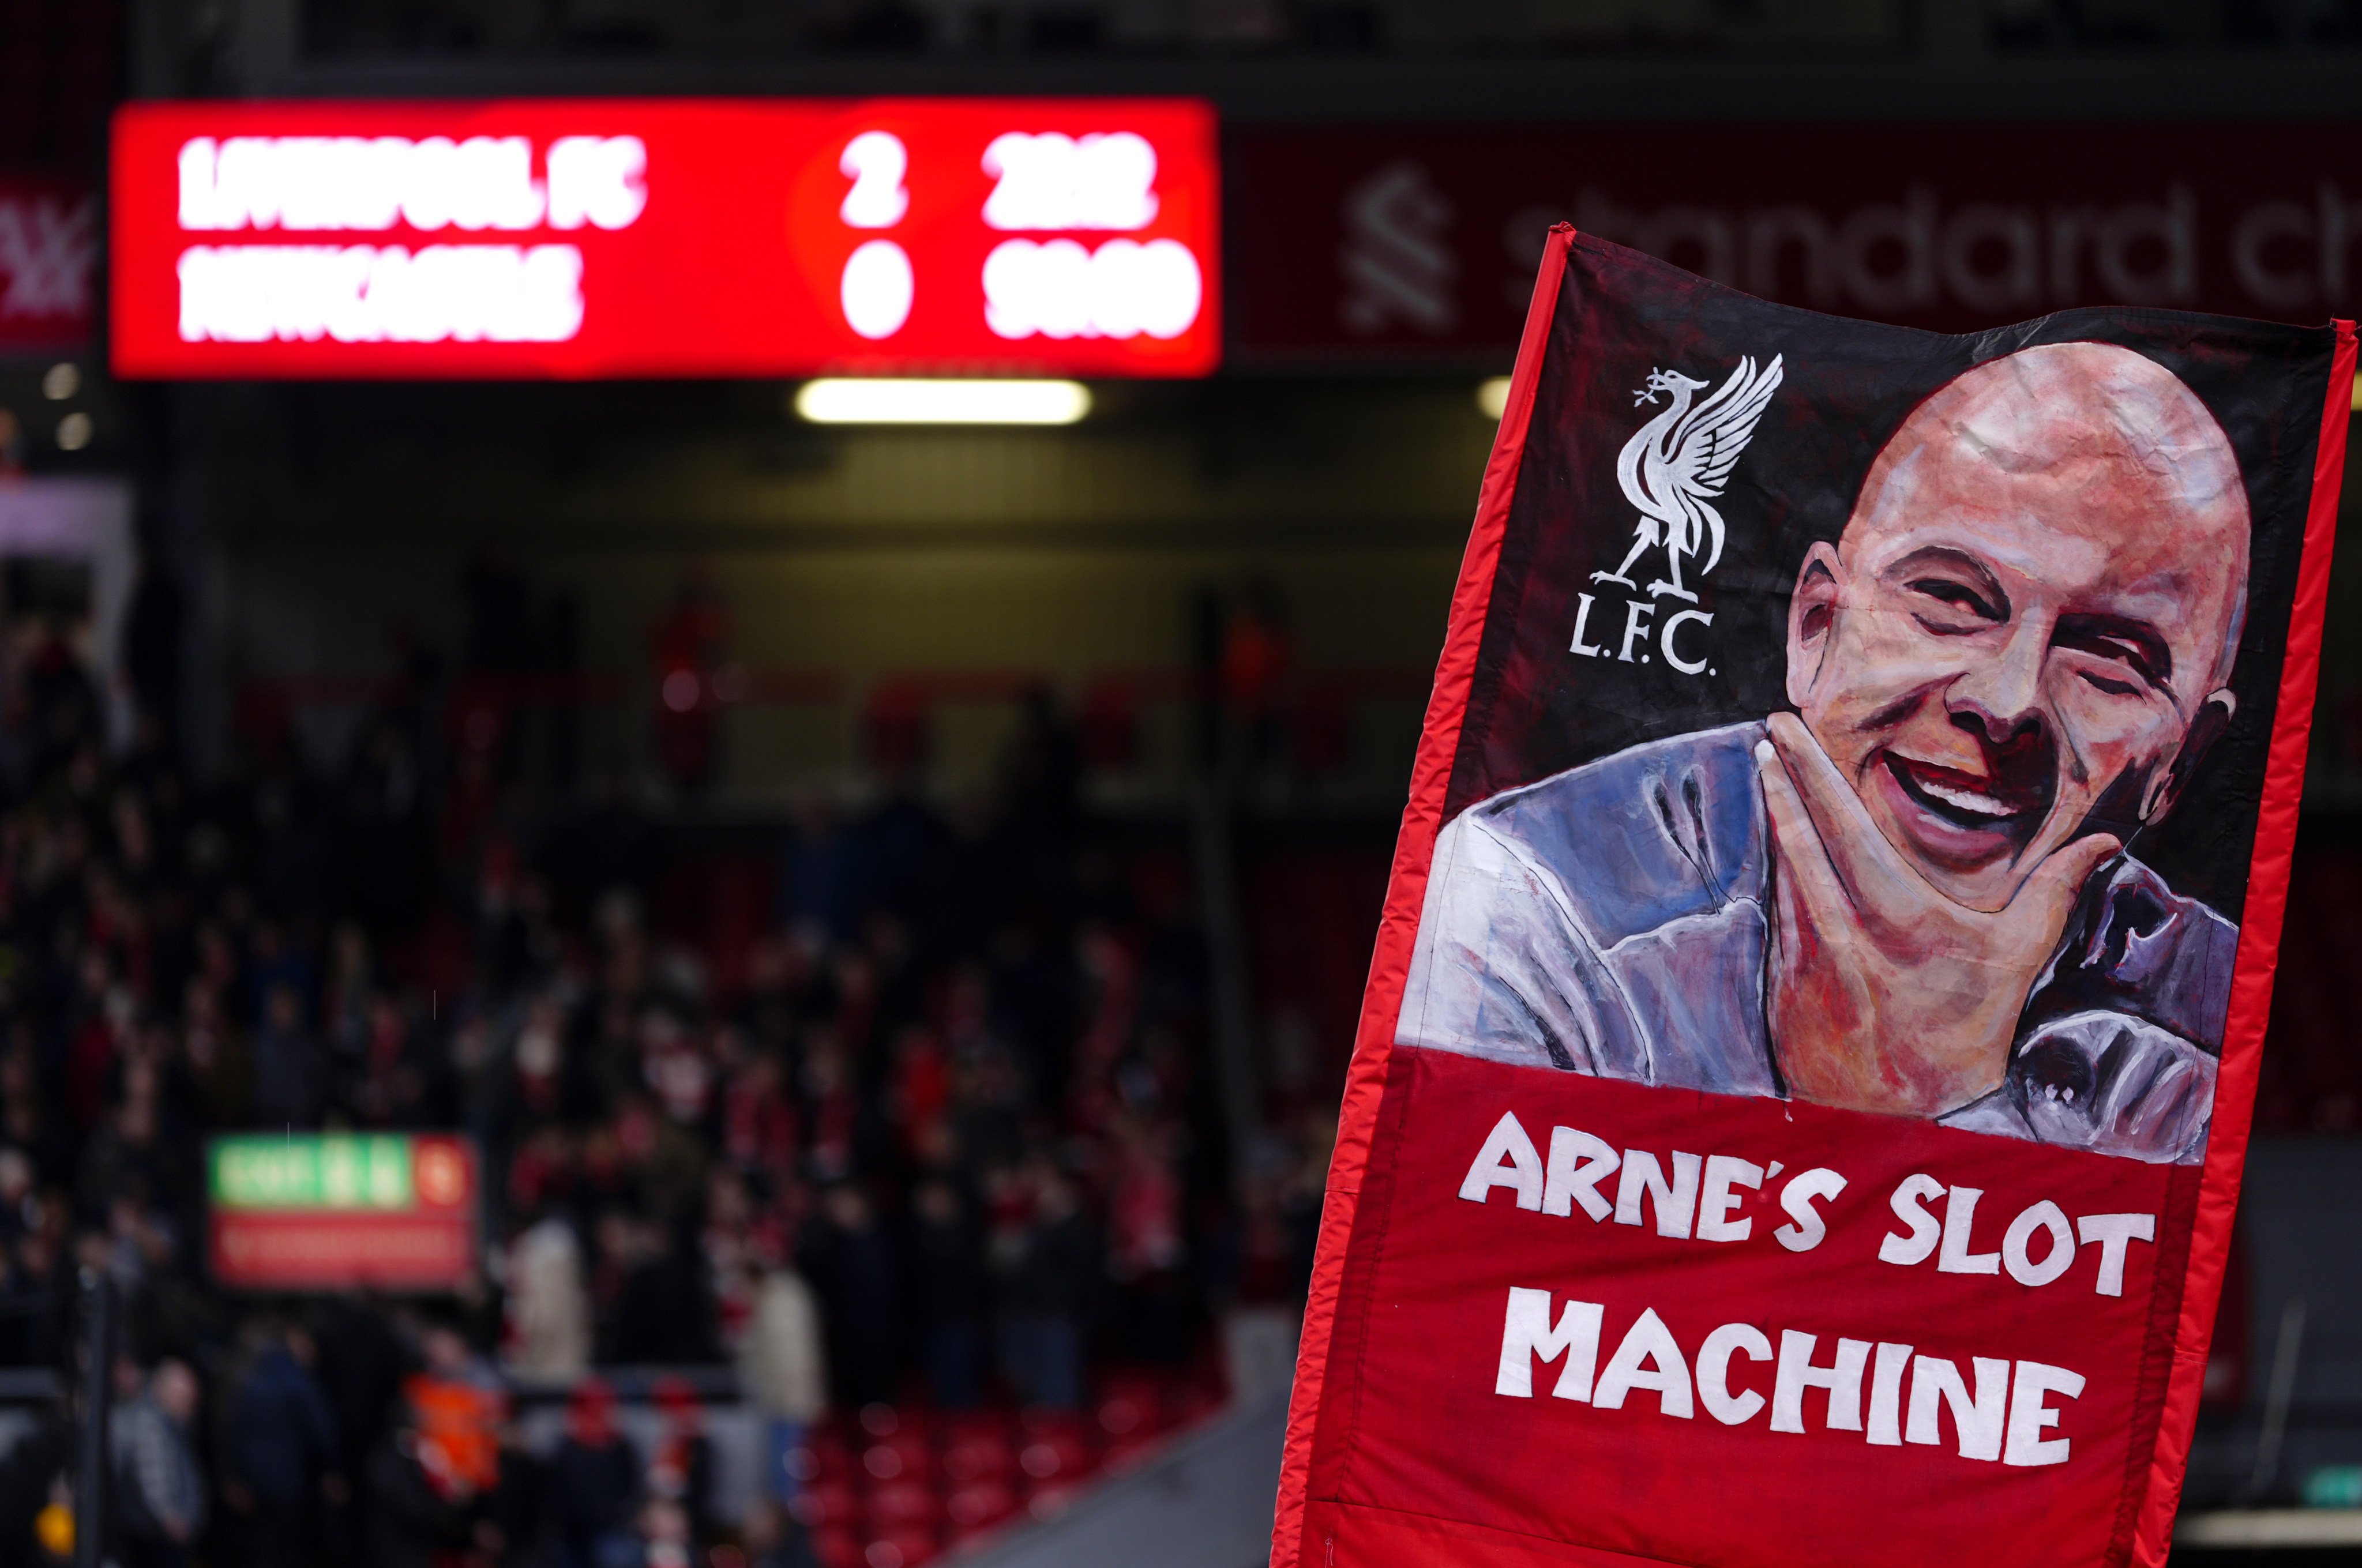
[795, 378, 1091, 426]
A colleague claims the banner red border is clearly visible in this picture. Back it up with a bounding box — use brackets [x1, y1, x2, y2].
[1270, 223, 1576, 1568]
[2127, 318, 2355, 1566]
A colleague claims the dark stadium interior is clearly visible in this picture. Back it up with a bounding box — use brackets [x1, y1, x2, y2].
[2, 1, 2361, 1565]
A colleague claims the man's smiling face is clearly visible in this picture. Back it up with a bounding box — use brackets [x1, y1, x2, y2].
[1785, 342, 2251, 913]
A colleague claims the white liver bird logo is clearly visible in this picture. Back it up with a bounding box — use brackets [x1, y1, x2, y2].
[1592, 354, 1785, 603]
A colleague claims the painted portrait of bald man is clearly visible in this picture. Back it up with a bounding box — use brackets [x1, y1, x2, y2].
[1398, 341, 2252, 1164]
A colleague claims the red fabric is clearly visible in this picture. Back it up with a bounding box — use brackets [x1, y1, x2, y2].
[1309, 1050, 2191, 1568]
[2126, 318, 2355, 1566]
[1271, 224, 1577, 1568]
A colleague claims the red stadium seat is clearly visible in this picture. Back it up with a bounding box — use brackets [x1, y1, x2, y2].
[863, 1525, 940, 1568]
[863, 1479, 940, 1530]
[793, 1478, 859, 1531]
[811, 1526, 863, 1568]
[944, 1479, 1017, 1532]
[941, 1425, 1015, 1485]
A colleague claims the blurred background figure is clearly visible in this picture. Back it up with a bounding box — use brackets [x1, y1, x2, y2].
[108, 1359, 202, 1568]
[739, 1238, 827, 1510]
[358, 1399, 467, 1568]
[222, 1321, 343, 1568]
[548, 1379, 640, 1568]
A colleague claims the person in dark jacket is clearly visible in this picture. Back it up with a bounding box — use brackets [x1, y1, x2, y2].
[110, 1360, 204, 1568]
[359, 1403, 465, 1568]
[997, 1164, 1096, 1410]
[908, 1178, 986, 1409]
[224, 1322, 343, 1568]
[647, 1377, 715, 1552]
[547, 1378, 641, 1568]
[802, 1184, 899, 1408]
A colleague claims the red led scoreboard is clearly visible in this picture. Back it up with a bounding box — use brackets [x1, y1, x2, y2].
[110, 99, 1219, 379]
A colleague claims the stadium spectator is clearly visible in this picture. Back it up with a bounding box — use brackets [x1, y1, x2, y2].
[547, 1379, 641, 1568]
[908, 1177, 986, 1409]
[110, 1358, 204, 1568]
[0, 589, 1321, 1566]
[995, 1163, 1095, 1411]
[357, 1398, 469, 1568]
[222, 1321, 343, 1568]
[504, 1210, 592, 1380]
[737, 1239, 825, 1506]
[803, 1183, 898, 1409]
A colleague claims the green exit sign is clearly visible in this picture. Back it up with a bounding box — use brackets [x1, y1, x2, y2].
[210, 1135, 415, 1210]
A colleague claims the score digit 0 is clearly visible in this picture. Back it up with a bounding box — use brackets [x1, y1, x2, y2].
[838, 131, 913, 340]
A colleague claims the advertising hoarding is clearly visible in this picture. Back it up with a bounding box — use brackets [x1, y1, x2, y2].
[1230, 123, 2362, 364]
[209, 1133, 479, 1290]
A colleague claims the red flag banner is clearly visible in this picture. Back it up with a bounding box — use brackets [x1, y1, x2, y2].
[1274, 229, 2354, 1568]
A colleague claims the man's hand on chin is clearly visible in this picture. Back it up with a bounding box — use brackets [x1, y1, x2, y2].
[1755, 712, 2120, 1119]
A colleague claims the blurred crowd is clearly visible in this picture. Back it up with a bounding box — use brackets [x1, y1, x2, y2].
[0, 586, 1330, 1568]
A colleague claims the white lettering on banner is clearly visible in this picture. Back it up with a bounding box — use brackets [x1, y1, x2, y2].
[1695, 1154, 1764, 1243]
[1496, 1287, 1601, 1399]
[1614, 1148, 1701, 1238]
[1906, 1354, 2009, 1461]
[1591, 1308, 1694, 1419]
[2004, 1360, 2086, 1467]
[176, 244, 585, 344]
[1770, 1330, 1868, 1434]
[1458, 1111, 1545, 1210]
[1865, 1341, 1912, 1445]
[2002, 1201, 2077, 1288]
[0, 194, 95, 320]
[1494, 1291, 2085, 1467]
[1938, 1185, 2003, 1276]
[983, 238, 1201, 341]
[1541, 1125, 1618, 1221]
[1771, 1167, 1846, 1253]
[1456, 1114, 1845, 1253]
[1569, 592, 1718, 678]
[1569, 593, 1605, 657]
[2075, 1213, 2157, 1298]
[1877, 1172, 1946, 1265]
[1455, 1116, 2164, 1302]
[1879, 1175, 2158, 1298]
[177, 136, 646, 235]
[1696, 1323, 1774, 1425]
[982, 132, 1159, 231]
